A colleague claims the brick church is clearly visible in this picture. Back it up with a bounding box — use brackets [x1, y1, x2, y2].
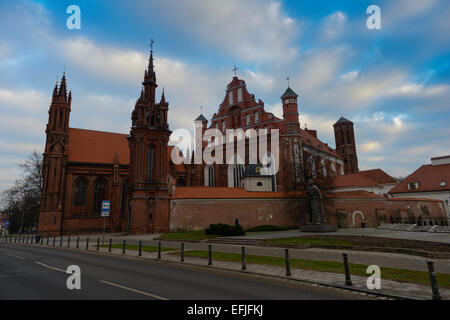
[37, 45, 447, 236]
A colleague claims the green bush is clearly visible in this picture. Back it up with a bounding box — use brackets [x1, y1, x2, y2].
[245, 225, 290, 232]
[205, 223, 245, 236]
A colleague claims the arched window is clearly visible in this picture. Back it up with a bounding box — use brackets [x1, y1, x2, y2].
[246, 114, 251, 126]
[346, 129, 351, 144]
[222, 121, 226, 132]
[233, 164, 245, 188]
[331, 163, 337, 176]
[147, 145, 154, 181]
[309, 156, 316, 177]
[254, 112, 259, 124]
[205, 165, 215, 187]
[151, 115, 155, 127]
[237, 88, 243, 102]
[73, 177, 87, 206]
[93, 177, 107, 215]
[321, 160, 327, 177]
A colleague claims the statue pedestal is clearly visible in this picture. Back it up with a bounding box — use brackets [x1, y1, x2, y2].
[300, 224, 338, 233]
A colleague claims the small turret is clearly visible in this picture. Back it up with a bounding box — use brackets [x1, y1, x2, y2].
[281, 86, 300, 133]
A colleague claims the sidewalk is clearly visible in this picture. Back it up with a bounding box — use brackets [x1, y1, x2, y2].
[12, 235, 449, 300]
[56, 233, 450, 273]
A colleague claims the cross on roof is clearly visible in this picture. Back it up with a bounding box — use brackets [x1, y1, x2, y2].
[232, 66, 239, 77]
[200, 106, 203, 114]
[287, 77, 290, 87]
[150, 39, 154, 51]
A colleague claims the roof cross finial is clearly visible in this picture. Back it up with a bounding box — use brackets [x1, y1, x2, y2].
[150, 38, 154, 52]
[200, 106, 203, 114]
[287, 77, 290, 87]
[232, 65, 239, 77]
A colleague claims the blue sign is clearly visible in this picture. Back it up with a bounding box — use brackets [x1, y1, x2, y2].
[4, 221, 10, 227]
[101, 200, 111, 217]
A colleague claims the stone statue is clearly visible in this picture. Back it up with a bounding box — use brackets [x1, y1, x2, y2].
[306, 179, 325, 225]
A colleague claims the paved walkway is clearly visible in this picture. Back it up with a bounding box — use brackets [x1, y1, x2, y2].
[235, 228, 450, 243]
[18, 238, 450, 300]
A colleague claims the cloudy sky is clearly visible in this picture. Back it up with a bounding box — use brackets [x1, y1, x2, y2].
[0, 0, 449, 192]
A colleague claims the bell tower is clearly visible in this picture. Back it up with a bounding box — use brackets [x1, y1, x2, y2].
[128, 42, 171, 234]
[280, 85, 303, 189]
[38, 74, 71, 236]
[334, 117, 359, 174]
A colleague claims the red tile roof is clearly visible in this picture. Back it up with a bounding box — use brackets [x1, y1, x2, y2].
[300, 129, 342, 159]
[173, 186, 298, 199]
[173, 187, 388, 200]
[68, 129, 185, 174]
[68, 128, 130, 165]
[359, 169, 398, 185]
[330, 173, 378, 188]
[389, 163, 450, 194]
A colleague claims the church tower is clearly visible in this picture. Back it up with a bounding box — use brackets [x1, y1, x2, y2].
[333, 117, 359, 174]
[38, 74, 71, 236]
[128, 43, 171, 234]
[280, 86, 303, 189]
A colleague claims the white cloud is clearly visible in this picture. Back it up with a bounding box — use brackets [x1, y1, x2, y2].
[340, 71, 359, 82]
[360, 141, 381, 152]
[0, 88, 48, 113]
[0, 141, 42, 155]
[0, 116, 44, 137]
[135, 0, 300, 64]
[320, 11, 347, 41]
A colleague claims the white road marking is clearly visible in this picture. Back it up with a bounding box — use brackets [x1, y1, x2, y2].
[98, 280, 169, 300]
[34, 261, 67, 273]
[4, 253, 26, 260]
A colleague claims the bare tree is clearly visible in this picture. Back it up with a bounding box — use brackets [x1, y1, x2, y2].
[0, 151, 43, 233]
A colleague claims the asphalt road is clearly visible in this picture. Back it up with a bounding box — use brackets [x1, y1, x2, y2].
[0, 243, 366, 300]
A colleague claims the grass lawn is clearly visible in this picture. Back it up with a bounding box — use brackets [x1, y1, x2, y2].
[99, 244, 177, 253]
[170, 250, 450, 288]
[158, 230, 219, 241]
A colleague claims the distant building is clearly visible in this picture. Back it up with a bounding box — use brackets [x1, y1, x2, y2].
[329, 169, 398, 196]
[390, 156, 450, 221]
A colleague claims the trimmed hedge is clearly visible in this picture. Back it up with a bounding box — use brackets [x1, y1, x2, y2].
[205, 224, 245, 236]
[245, 225, 290, 232]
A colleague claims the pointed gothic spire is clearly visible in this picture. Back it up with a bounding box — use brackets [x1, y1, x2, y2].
[144, 39, 156, 84]
[160, 87, 166, 103]
[58, 73, 67, 101]
[52, 82, 58, 102]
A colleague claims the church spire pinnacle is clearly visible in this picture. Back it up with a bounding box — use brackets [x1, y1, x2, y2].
[58, 72, 67, 101]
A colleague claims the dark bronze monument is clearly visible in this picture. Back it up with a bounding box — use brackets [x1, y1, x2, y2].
[300, 179, 338, 232]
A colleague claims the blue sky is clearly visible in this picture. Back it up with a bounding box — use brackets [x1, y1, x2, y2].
[0, 0, 449, 192]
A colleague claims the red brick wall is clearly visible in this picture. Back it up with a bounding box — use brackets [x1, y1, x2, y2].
[169, 197, 446, 231]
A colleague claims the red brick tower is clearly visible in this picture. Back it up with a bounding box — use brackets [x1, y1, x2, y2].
[333, 117, 359, 174]
[280, 86, 303, 189]
[128, 44, 171, 234]
[38, 74, 71, 236]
